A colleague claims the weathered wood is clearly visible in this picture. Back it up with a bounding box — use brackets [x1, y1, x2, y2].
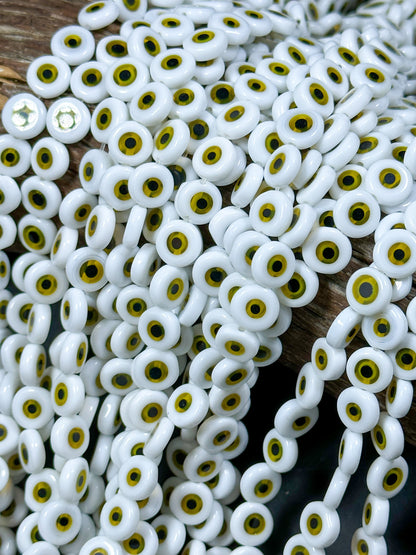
[1, 0, 416, 445]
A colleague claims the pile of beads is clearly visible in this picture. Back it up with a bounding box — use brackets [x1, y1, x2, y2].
[1, 0, 416, 552]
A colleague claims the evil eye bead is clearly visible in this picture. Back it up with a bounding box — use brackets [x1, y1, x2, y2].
[70, 61, 108, 104]
[240, 462, 281, 504]
[346, 347, 393, 393]
[155, 219, 202, 268]
[365, 159, 412, 207]
[20, 177, 61, 220]
[338, 428, 363, 476]
[52, 373, 85, 416]
[191, 248, 233, 297]
[27, 304, 51, 344]
[96, 35, 129, 65]
[91, 97, 129, 144]
[0, 215, 16, 250]
[361, 303, 407, 351]
[175, 180, 221, 225]
[130, 243, 161, 286]
[367, 455, 408, 500]
[0, 176, 20, 215]
[207, 81, 236, 116]
[66, 247, 107, 292]
[127, 27, 167, 66]
[129, 82, 173, 128]
[58, 189, 97, 230]
[26, 55, 71, 99]
[302, 227, 352, 274]
[152, 119, 190, 166]
[352, 132, 391, 168]
[24, 260, 68, 304]
[151, 514, 186, 555]
[31, 137, 69, 181]
[315, 114, 351, 155]
[0, 413, 20, 456]
[300, 501, 340, 549]
[110, 322, 144, 360]
[51, 25, 95, 65]
[216, 101, 260, 141]
[105, 58, 149, 101]
[293, 77, 334, 118]
[150, 48, 196, 89]
[118, 454, 158, 500]
[50, 415, 89, 459]
[329, 164, 366, 200]
[85, 205, 116, 251]
[5, 291, 34, 334]
[337, 387, 380, 433]
[249, 191, 293, 237]
[58, 457, 89, 503]
[296, 362, 324, 409]
[0, 135, 31, 178]
[209, 384, 250, 418]
[79, 152, 112, 198]
[24, 468, 59, 512]
[346, 267, 392, 316]
[193, 57, 225, 87]
[129, 162, 174, 209]
[231, 163, 263, 208]
[233, 73, 277, 111]
[373, 228, 416, 279]
[131, 347, 179, 391]
[351, 527, 387, 555]
[208, 12, 251, 46]
[371, 411, 404, 461]
[115, 283, 151, 325]
[283, 534, 325, 555]
[1, 93, 47, 140]
[229, 284, 279, 332]
[274, 399, 318, 439]
[310, 58, 349, 100]
[183, 28, 228, 61]
[361, 493, 390, 538]
[18, 214, 56, 255]
[230, 502, 273, 547]
[58, 331, 89, 374]
[333, 191, 381, 239]
[149, 265, 188, 310]
[388, 331, 416, 381]
[167, 384, 209, 429]
[18, 429, 46, 474]
[108, 121, 153, 166]
[276, 109, 324, 149]
[152, 13, 194, 47]
[138, 306, 180, 350]
[326, 306, 362, 349]
[277, 260, 319, 308]
[197, 415, 239, 454]
[170, 81, 207, 122]
[78, 1, 119, 30]
[169, 481, 213, 525]
[192, 137, 239, 183]
[11, 386, 53, 429]
[80, 536, 122, 555]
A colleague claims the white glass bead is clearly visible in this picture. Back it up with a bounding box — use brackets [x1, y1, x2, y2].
[21, 177, 61, 219]
[1, 93, 47, 140]
[300, 501, 340, 549]
[0, 134, 31, 178]
[230, 502, 273, 547]
[367, 455, 408, 499]
[337, 386, 380, 433]
[296, 362, 324, 409]
[346, 267, 392, 316]
[274, 398, 319, 439]
[31, 137, 69, 181]
[26, 55, 71, 99]
[78, 1, 120, 30]
[361, 303, 408, 351]
[346, 346, 393, 393]
[302, 227, 352, 274]
[70, 61, 109, 104]
[108, 121, 153, 166]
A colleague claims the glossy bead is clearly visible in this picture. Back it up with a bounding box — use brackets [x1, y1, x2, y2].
[362, 303, 407, 351]
[21, 176, 61, 219]
[26, 55, 71, 99]
[108, 121, 153, 166]
[100, 493, 140, 541]
[346, 267, 392, 316]
[346, 347, 393, 393]
[367, 455, 408, 499]
[0, 215, 17, 250]
[151, 514, 186, 555]
[1, 93, 47, 140]
[362, 493, 390, 537]
[302, 227, 352, 274]
[323, 467, 350, 510]
[70, 61, 108, 104]
[240, 462, 281, 504]
[300, 501, 340, 549]
[230, 502, 273, 547]
[337, 387, 380, 433]
[50, 415, 89, 459]
[31, 137, 69, 181]
[351, 527, 387, 555]
[78, 1, 119, 30]
[283, 534, 325, 555]
[0, 134, 31, 178]
[150, 48, 196, 88]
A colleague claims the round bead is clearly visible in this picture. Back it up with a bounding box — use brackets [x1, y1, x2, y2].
[300, 501, 340, 549]
[230, 502, 273, 547]
[337, 387, 380, 433]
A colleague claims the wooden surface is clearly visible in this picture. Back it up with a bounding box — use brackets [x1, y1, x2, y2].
[1, 0, 416, 445]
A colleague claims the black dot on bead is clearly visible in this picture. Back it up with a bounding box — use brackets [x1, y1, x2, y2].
[230, 371, 242, 382]
[251, 81, 261, 90]
[119, 70, 131, 81]
[37, 488, 47, 498]
[249, 517, 260, 529]
[385, 472, 398, 486]
[178, 92, 189, 102]
[343, 175, 354, 186]
[32, 193, 44, 206]
[369, 71, 380, 81]
[57, 388, 65, 399]
[171, 237, 182, 250]
[360, 365, 373, 378]
[116, 375, 128, 386]
[197, 33, 209, 41]
[250, 304, 261, 315]
[378, 323, 387, 334]
[309, 517, 319, 529]
[145, 40, 156, 52]
[100, 113, 108, 124]
[216, 87, 229, 99]
[149, 366, 162, 380]
[329, 71, 340, 81]
[41, 279, 51, 290]
[401, 353, 413, 365]
[112, 43, 126, 54]
[129, 538, 140, 550]
[210, 270, 223, 283]
[269, 138, 279, 150]
[271, 443, 280, 457]
[72, 432, 81, 443]
[85, 264, 98, 278]
[229, 109, 240, 119]
[125, 137, 137, 149]
[111, 511, 120, 522]
[207, 151, 216, 161]
[384, 172, 396, 184]
[166, 57, 179, 68]
[376, 430, 384, 444]
[349, 406, 359, 416]
[170, 283, 179, 295]
[257, 483, 268, 493]
[295, 416, 306, 427]
[226, 397, 236, 406]
[352, 208, 365, 221]
[147, 406, 158, 418]
[201, 463, 211, 472]
[86, 72, 97, 84]
[150, 324, 163, 338]
[262, 208, 272, 218]
[157, 528, 167, 540]
[41, 152, 50, 164]
[42, 69, 53, 79]
[230, 344, 241, 352]
[393, 249, 405, 261]
[358, 282, 373, 298]
[186, 499, 197, 510]
[314, 88, 324, 99]
[272, 260, 283, 273]
[295, 118, 308, 130]
[160, 133, 171, 145]
[193, 123, 205, 137]
[322, 247, 335, 259]
[360, 140, 372, 151]
[288, 279, 300, 293]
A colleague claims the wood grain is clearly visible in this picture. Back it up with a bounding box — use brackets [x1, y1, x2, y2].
[1, 1, 415, 444]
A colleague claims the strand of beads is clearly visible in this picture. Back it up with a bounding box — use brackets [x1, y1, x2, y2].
[1, 0, 416, 554]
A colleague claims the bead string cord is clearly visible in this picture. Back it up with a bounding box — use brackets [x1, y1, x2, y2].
[0, 0, 416, 554]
